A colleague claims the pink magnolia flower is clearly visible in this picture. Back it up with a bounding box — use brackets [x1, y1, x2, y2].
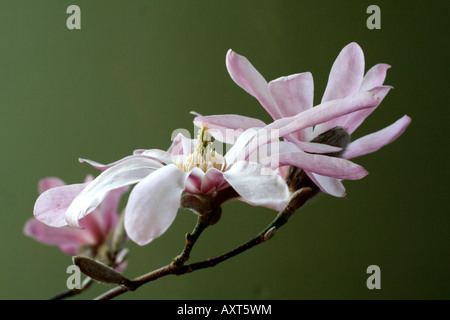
[194, 43, 411, 196]
[26, 176, 127, 258]
[34, 90, 379, 247]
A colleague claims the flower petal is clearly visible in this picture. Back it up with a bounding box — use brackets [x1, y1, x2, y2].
[306, 172, 346, 197]
[79, 151, 169, 172]
[167, 132, 194, 156]
[343, 115, 411, 159]
[267, 90, 382, 139]
[226, 49, 282, 119]
[268, 72, 314, 141]
[201, 168, 225, 194]
[193, 114, 266, 144]
[66, 158, 163, 228]
[86, 185, 129, 239]
[321, 42, 365, 103]
[223, 161, 289, 211]
[38, 177, 66, 194]
[313, 86, 392, 136]
[268, 152, 368, 180]
[34, 182, 89, 227]
[360, 63, 391, 91]
[24, 218, 93, 255]
[124, 164, 189, 246]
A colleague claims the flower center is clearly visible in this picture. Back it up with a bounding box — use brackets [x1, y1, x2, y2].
[176, 124, 226, 173]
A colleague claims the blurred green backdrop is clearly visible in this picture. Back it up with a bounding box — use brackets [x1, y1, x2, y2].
[0, 0, 448, 300]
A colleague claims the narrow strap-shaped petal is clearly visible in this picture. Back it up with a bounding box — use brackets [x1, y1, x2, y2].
[223, 161, 290, 212]
[124, 164, 189, 246]
[226, 49, 282, 119]
[343, 115, 411, 160]
[268, 72, 314, 141]
[193, 114, 266, 144]
[315, 86, 393, 136]
[167, 132, 194, 156]
[321, 42, 365, 103]
[360, 63, 391, 91]
[266, 152, 368, 180]
[34, 182, 89, 227]
[266, 90, 382, 139]
[79, 151, 170, 172]
[66, 158, 163, 228]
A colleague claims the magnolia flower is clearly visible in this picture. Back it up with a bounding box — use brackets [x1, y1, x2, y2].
[26, 176, 127, 265]
[34, 124, 292, 246]
[34, 90, 379, 247]
[195, 43, 411, 196]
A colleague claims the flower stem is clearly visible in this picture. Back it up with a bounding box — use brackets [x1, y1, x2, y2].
[94, 187, 316, 300]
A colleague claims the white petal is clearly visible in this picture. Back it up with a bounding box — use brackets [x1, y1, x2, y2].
[223, 161, 289, 211]
[124, 164, 189, 246]
[65, 158, 163, 227]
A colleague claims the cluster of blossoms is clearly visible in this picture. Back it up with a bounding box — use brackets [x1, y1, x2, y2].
[26, 42, 410, 272]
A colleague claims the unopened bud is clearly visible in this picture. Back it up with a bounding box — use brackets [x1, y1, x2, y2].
[263, 227, 276, 242]
[73, 255, 131, 286]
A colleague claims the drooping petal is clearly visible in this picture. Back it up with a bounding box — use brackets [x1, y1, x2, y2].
[266, 152, 368, 180]
[223, 161, 289, 212]
[343, 115, 411, 160]
[124, 164, 189, 246]
[360, 63, 391, 91]
[24, 218, 94, 255]
[66, 158, 163, 228]
[306, 172, 346, 197]
[193, 114, 266, 144]
[34, 182, 89, 227]
[334, 86, 393, 134]
[321, 42, 365, 103]
[38, 177, 66, 194]
[226, 49, 282, 119]
[84, 185, 129, 240]
[268, 72, 314, 141]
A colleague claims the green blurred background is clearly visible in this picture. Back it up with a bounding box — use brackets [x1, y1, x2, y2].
[0, 0, 448, 300]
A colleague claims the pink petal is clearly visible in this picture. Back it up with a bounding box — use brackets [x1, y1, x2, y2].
[34, 182, 89, 227]
[360, 63, 391, 91]
[226, 49, 282, 119]
[193, 114, 266, 144]
[38, 177, 66, 194]
[343, 115, 411, 160]
[65, 158, 163, 228]
[24, 218, 94, 255]
[124, 164, 189, 246]
[201, 168, 225, 194]
[268, 72, 314, 141]
[223, 161, 289, 211]
[324, 86, 393, 135]
[267, 90, 382, 139]
[321, 42, 365, 103]
[184, 167, 204, 194]
[269, 152, 368, 180]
